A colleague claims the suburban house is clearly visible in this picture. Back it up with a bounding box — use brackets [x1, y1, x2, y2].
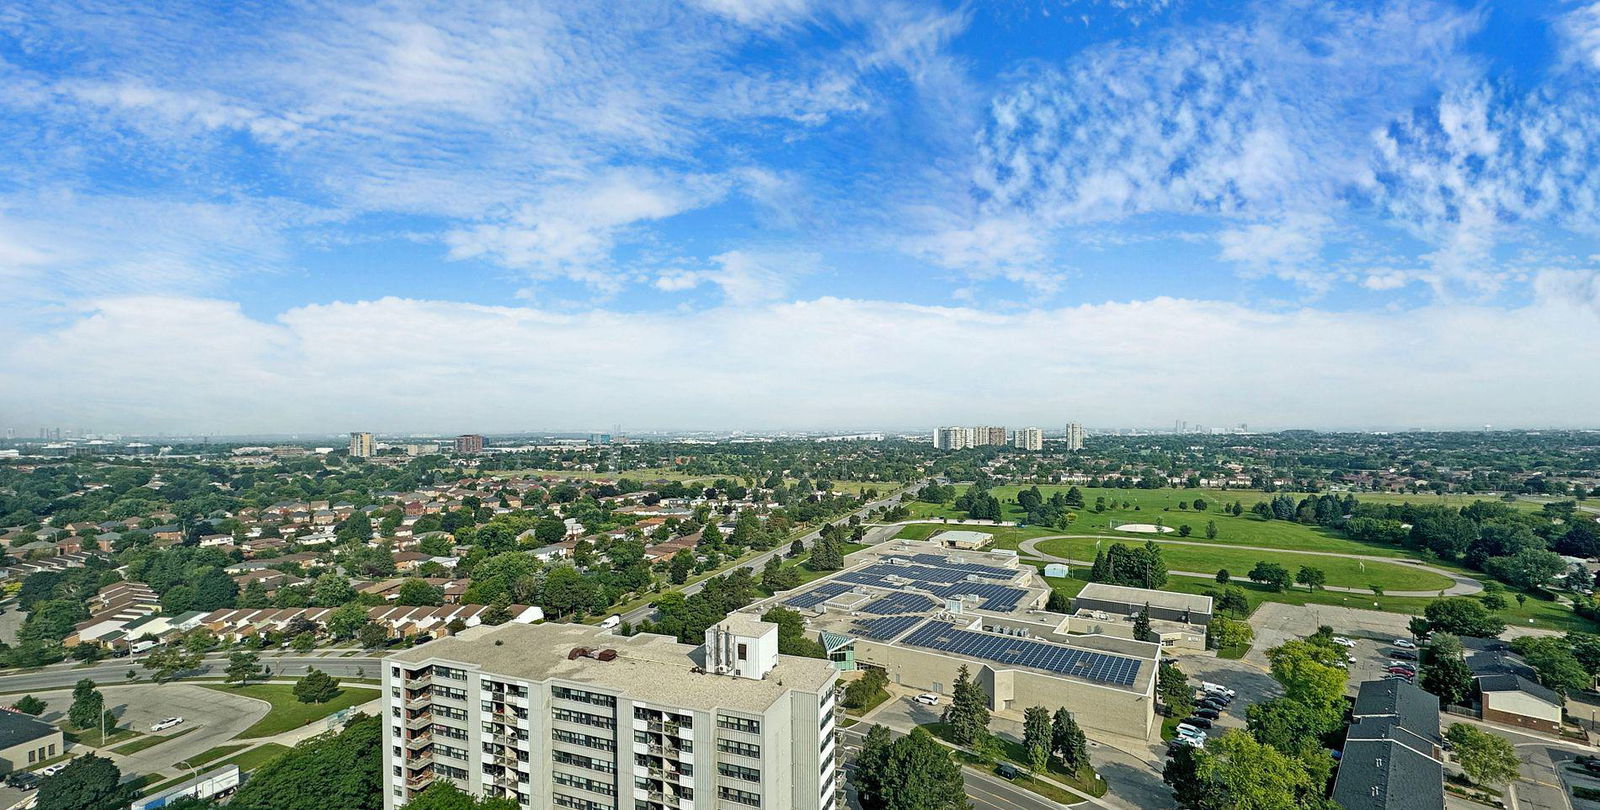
[1331, 679, 1444, 810]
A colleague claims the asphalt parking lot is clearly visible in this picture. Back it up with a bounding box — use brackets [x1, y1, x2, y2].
[0, 682, 268, 806]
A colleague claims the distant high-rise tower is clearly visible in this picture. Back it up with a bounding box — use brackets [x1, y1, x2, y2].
[454, 434, 485, 454]
[1064, 422, 1085, 452]
[348, 431, 374, 458]
[1014, 427, 1043, 451]
[933, 426, 974, 450]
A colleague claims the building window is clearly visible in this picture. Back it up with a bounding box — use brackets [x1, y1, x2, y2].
[718, 786, 762, 807]
[553, 686, 616, 707]
[717, 739, 761, 758]
[718, 762, 761, 783]
[737, 643, 747, 661]
[553, 708, 615, 729]
[717, 715, 760, 734]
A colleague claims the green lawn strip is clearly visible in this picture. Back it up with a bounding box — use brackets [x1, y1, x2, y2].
[1216, 645, 1250, 660]
[215, 742, 291, 773]
[64, 725, 141, 748]
[1033, 536, 1451, 592]
[200, 683, 381, 738]
[177, 743, 247, 770]
[921, 721, 1107, 798]
[112, 726, 194, 755]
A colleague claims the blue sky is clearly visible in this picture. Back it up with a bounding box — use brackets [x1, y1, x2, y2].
[3, 0, 1600, 434]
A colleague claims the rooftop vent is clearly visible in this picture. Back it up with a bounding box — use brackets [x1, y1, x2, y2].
[567, 647, 618, 661]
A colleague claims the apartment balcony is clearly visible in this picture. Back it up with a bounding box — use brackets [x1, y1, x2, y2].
[404, 731, 432, 748]
[405, 772, 434, 790]
[405, 674, 433, 689]
[403, 694, 431, 710]
[405, 713, 434, 730]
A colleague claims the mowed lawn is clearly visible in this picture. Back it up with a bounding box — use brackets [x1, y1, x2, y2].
[1032, 536, 1453, 592]
[904, 485, 1520, 559]
[201, 683, 381, 738]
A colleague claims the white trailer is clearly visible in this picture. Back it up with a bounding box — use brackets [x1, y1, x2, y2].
[131, 764, 241, 810]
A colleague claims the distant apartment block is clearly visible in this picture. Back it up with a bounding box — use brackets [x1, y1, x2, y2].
[455, 434, 485, 454]
[932, 427, 970, 450]
[350, 432, 375, 458]
[975, 426, 1008, 446]
[382, 618, 840, 810]
[1064, 422, 1085, 451]
[1013, 427, 1043, 451]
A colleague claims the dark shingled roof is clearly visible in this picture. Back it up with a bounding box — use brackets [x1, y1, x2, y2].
[1333, 680, 1443, 810]
[1477, 673, 1562, 707]
[0, 710, 59, 749]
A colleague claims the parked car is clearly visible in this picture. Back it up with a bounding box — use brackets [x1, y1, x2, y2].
[1393, 638, 1417, 649]
[914, 693, 940, 706]
[996, 762, 1021, 780]
[1390, 649, 1418, 660]
[1197, 697, 1228, 711]
[1183, 717, 1214, 728]
[1346, 654, 1357, 664]
[1382, 673, 1413, 683]
[1195, 708, 1220, 720]
[1582, 759, 1600, 776]
[1176, 723, 1207, 738]
[5, 772, 38, 791]
[1331, 636, 1355, 647]
[1387, 661, 1416, 672]
[39, 762, 68, 777]
[1200, 682, 1237, 698]
[1385, 666, 1415, 676]
[151, 716, 185, 732]
[1169, 736, 1204, 751]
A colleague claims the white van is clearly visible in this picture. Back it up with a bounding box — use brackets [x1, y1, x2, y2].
[1200, 682, 1236, 698]
[130, 640, 158, 655]
[600, 615, 621, 630]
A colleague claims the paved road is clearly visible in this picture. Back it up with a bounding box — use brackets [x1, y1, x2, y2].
[619, 483, 922, 626]
[1014, 534, 1483, 596]
[0, 653, 390, 692]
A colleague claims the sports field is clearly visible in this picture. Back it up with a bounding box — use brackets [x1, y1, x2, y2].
[1032, 536, 1453, 592]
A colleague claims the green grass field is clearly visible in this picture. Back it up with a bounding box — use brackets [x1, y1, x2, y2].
[201, 683, 380, 738]
[1035, 569, 1600, 633]
[1032, 536, 1451, 592]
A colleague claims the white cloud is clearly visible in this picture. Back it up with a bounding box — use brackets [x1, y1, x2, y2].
[652, 250, 817, 305]
[1558, 2, 1600, 71]
[6, 287, 1600, 433]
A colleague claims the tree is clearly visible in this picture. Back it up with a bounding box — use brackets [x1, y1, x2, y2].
[1248, 561, 1291, 591]
[1408, 615, 1433, 642]
[1164, 729, 1330, 810]
[229, 713, 383, 810]
[760, 607, 826, 659]
[1206, 521, 1218, 540]
[1509, 636, 1591, 694]
[669, 551, 693, 584]
[1133, 606, 1152, 641]
[140, 643, 201, 683]
[357, 622, 390, 649]
[1209, 617, 1254, 651]
[68, 679, 104, 730]
[1420, 651, 1474, 707]
[326, 603, 370, 640]
[1158, 661, 1195, 718]
[1445, 723, 1520, 787]
[852, 726, 966, 810]
[1485, 548, 1567, 592]
[400, 782, 518, 810]
[35, 754, 134, 810]
[12, 695, 46, 715]
[312, 573, 358, 607]
[293, 668, 343, 704]
[940, 665, 989, 745]
[1052, 707, 1089, 771]
[1217, 586, 1250, 617]
[395, 578, 444, 606]
[1023, 706, 1052, 774]
[1424, 598, 1505, 638]
[226, 651, 266, 686]
[844, 668, 890, 710]
[1294, 566, 1326, 591]
[1215, 568, 1230, 585]
[1045, 590, 1070, 612]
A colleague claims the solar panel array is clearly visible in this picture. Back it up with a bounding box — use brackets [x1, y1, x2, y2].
[900, 621, 1142, 687]
[923, 582, 1027, 613]
[908, 554, 1016, 579]
[863, 592, 937, 615]
[853, 615, 925, 641]
[784, 582, 852, 610]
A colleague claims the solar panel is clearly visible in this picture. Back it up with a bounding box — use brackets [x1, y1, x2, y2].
[900, 621, 1142, 687]
[909, 554, 1015, 580]
[784, 582, 852, 609]
[862, 592, 937, 615]
[923, 582, 1027, 612]
[853, 615, 925, 641]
